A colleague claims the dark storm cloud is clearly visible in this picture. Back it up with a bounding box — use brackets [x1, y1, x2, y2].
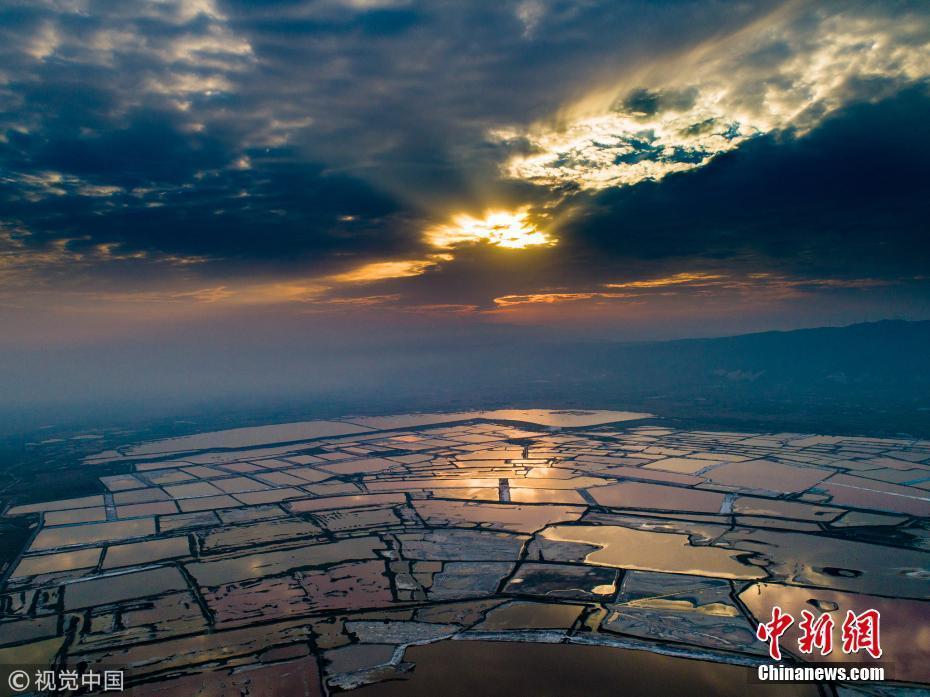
[0, 0, 773, 275]
[1, 0, 928, 309]
[320, 88, 930, 312]
[2, 142, 405, 266]
[564, 88, 930, 281]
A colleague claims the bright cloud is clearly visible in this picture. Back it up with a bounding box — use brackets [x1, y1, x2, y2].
[497, 4, 930, 190]
[493, 291, 631, 307]
[605, 272, 725, 289]
[327, 255, 451, 283]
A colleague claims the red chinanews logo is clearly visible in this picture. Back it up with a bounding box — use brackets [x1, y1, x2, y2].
[756, 607, 882, 660]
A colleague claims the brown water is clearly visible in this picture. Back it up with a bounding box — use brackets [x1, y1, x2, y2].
[352, 640, 822, 697]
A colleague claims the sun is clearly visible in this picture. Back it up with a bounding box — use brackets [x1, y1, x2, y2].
[425, 207, 556, 250]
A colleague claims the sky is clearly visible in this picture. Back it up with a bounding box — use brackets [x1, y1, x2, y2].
[1, 1, 930, 411]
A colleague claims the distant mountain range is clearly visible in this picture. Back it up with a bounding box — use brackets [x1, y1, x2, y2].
[2, 320, 929, 439]
[410, 319, 930, 437]
[571, 319, 930, 395]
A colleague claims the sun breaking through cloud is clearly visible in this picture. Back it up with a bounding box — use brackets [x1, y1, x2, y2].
[424, 208, 556, 250]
